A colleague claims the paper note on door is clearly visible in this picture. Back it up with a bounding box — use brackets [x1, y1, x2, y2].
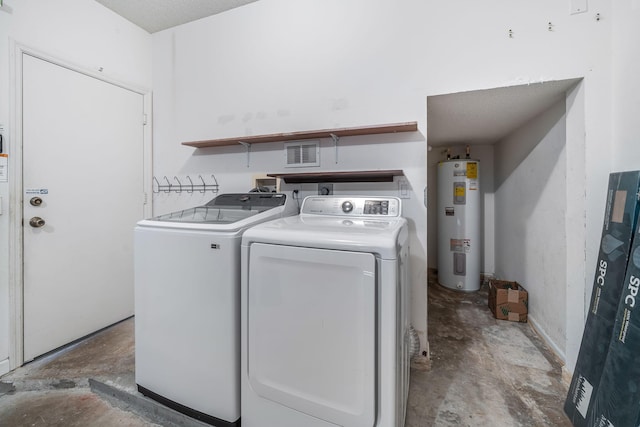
[0, 154, 7, 182]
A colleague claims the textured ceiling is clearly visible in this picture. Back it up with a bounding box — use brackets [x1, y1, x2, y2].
[94, 0, 258, 33]
[427, 79, 581, 146]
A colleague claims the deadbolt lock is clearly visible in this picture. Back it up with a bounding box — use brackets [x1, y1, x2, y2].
[30, 197, 43, 206]
[29, 217, 46, 228]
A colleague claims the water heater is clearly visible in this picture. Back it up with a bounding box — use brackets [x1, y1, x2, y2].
[437, 159, 481, 291]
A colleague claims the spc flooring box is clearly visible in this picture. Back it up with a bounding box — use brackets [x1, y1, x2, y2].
[564, 171, 640, 427]
[587, 221, 640, 426]
[488, 280, 528, 323]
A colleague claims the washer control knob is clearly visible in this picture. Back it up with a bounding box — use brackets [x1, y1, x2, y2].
[341, 201, 353, 213]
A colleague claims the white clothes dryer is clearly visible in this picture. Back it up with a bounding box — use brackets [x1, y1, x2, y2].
[241, 196, 410, 427]
[135, 193, 298, 427]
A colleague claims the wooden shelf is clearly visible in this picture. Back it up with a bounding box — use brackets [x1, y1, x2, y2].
[182, 121, 417, 148]
[267, 170, 404, 184]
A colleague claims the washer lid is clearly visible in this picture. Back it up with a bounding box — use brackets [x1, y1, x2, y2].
[242, 214, 408, 259]
[207, 193, 288, 208]
[148, 206, 259, 224]
[136, 193, 296, 231]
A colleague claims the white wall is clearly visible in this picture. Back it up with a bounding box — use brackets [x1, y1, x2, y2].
[494, 100, 568, 358]
[151, 1, 432, 353]
[0, 0, 622, 373]
[427, 144, 495, 276]
[612, 1, 640, 171]
[152, 0, 613, 367]
[0, 0, 151, 373]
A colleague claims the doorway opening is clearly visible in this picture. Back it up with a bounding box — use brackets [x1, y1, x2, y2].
[8, 44, 153, 370]
[426, 78, 585, 369]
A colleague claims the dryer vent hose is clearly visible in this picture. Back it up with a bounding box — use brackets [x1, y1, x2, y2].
[408, 326, 420, 359]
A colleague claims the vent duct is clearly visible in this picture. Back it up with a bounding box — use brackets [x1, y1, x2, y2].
[284, 141, 320, 168]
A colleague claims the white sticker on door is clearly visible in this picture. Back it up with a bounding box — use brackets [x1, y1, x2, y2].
[0, 154, 7, 182]
[25, 188, 49, 195]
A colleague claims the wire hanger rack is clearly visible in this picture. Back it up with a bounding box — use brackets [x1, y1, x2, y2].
[153, 174, 219, 194]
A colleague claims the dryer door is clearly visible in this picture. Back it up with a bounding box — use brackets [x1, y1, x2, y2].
[248, 243, 376, 427]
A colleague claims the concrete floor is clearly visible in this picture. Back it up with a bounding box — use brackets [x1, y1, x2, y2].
[406, 278, 572, 426]
[0, 277, 572, 427]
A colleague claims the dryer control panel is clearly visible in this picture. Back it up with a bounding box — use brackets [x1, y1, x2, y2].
[301, 196, 401, 217]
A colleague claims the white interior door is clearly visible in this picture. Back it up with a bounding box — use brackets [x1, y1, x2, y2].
[22, 53, 146, 361]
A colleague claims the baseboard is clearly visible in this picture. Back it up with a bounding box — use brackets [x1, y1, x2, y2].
[561, 365, 573, 387]
[0, 358, 10, 377]
[528, 314, 567, 366]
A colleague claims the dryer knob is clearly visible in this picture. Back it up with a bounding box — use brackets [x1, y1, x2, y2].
[341, 201, 354, 213]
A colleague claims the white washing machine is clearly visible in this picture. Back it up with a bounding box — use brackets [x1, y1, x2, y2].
[241, 195, 410, 427]
[135, 193, 298, 427]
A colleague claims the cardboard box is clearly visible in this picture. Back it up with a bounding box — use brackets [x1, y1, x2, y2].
[488, 279, 528, 323]
[564, 171, 640, 427]
[587, 219, 640, 426]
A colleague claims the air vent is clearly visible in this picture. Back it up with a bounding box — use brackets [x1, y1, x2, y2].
[284, 141, 320, 168]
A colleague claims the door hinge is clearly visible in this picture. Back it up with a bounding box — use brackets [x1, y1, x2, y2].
[143, 113, 148, 126]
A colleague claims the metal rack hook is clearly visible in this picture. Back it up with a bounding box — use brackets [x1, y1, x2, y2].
[173, 176, 183, 193]
[186, 175, 194, 194]
[153, 176, 160, 194]
[163, 176, 172, 193]
[198, 175, 207, 193]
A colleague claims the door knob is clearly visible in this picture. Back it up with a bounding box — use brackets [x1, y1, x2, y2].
[29, 217, 46, 228]
[30, 197, 43, 206]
